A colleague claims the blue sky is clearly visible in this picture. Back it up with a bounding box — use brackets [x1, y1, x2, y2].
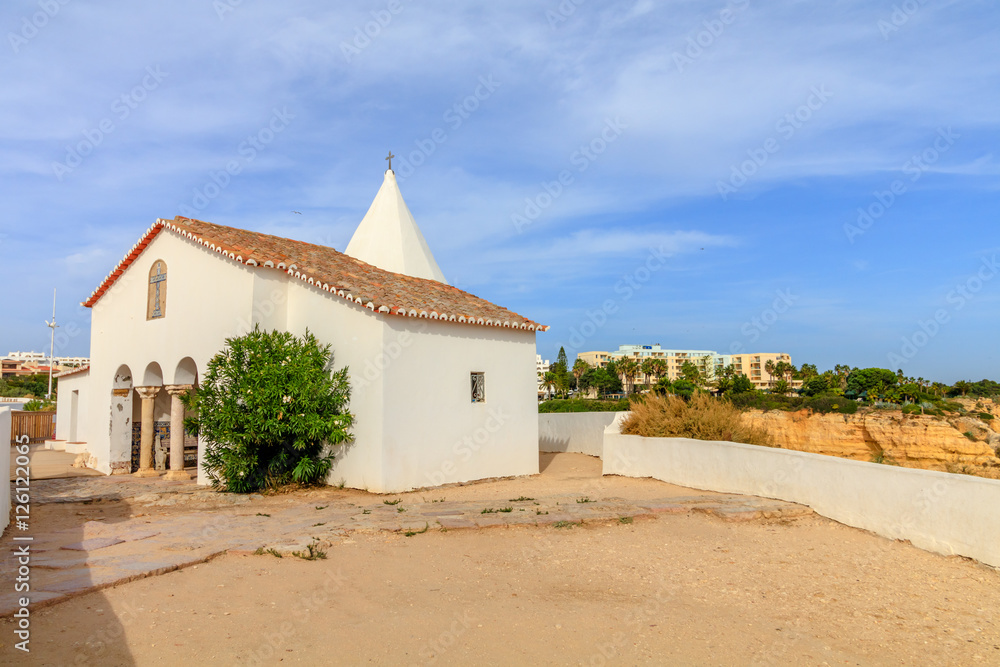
[1, 0, 997, 383]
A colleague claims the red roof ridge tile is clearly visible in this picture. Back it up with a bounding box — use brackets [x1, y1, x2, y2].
[83, 217, 547, 332]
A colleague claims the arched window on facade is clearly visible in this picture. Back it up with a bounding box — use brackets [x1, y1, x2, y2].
[147, 260, 168, 320]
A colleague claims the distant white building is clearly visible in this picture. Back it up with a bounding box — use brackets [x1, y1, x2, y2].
[536, 354, 551, 398]
[6, 352, 90, 366]
[54, 167, 545, 492]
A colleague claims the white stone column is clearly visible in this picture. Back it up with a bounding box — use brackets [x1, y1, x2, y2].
[164, 385, 193, 481]
[134, 386, 161, 478]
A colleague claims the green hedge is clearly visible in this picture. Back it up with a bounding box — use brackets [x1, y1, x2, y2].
[727, 392, 857, 414]
[538, 399, 631, 413]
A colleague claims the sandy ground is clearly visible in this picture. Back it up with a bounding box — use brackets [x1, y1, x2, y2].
[3, 454, 1000, 665]
[9, 444, 103, 481]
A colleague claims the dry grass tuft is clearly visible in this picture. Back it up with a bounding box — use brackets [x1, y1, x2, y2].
[621, 393, 774, 447]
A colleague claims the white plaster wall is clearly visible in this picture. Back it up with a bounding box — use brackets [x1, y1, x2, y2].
[381, 318, 539, 492]
[54, 371, 89, 442]
[1, 408, 10, 533]
[81, 231, 262, 475]
[538, 412, 618, 457]
[284, 280, 386, 492]
[603, 424, 1000, 568]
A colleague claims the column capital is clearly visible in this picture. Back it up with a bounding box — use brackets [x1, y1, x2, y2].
[136, 386, 160, 400]
[165, 384, 194, 396]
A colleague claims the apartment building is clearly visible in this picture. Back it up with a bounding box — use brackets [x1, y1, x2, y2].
[577, 345, 796, 390]
[536, 354, 551, 397]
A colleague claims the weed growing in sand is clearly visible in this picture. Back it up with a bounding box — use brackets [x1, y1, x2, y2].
[396, 507, 407, 513]
[384, 498, 402, 505]
[622, 393, 773, 446]
[963, 431, 977, 441]
[576, 497, 594, 504]
[536, 509, 548, 515]
[509, 496, 534, 502]
[362, 509, 371, 514]
[554, 521, 581, 529]
[292, 540, 327, 560]
[313, 522, 326, 527]
[619, 516, 633, 524]
[498, 506, 513, 513]
[256, 513, 270, 517]
[481, 507, 497, 514]
[254, 547, 283, 558]
[315, 505, 328, 510]
[404, 523, 430, 537]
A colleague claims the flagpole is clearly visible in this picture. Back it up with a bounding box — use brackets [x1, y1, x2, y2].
[46, 289, 58, 400]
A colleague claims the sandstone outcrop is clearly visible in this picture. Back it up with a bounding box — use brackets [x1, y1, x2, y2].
[742, 406, 1000, 478]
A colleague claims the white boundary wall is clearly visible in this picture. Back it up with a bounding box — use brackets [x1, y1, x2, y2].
[603, 420, 1000, 568]
[1, 408, 10, 533]
[538, 412, 623, 457]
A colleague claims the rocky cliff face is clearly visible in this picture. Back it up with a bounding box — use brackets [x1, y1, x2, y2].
[742, 404, 1000, 478]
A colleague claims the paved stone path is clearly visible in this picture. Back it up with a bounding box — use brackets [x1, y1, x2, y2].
[2, 461, 813, 616]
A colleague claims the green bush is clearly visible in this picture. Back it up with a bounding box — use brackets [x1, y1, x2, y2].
[978, 412, 994, 421]
[901, 403, 922, 415]
[538, 398, 630, 413]
[802, 396, 858, 414]
[186, 327, 354, 493]
[22, 399, 56, 412]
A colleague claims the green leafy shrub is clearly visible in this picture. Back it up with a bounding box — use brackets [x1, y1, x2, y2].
[802, 396, 858, 414]
[978, 412, 994, 421]
[186, 327, 354, 493]
[22, 399, 56, 412]
[901, 403, 922, 415]
[538, 398, 630, 413]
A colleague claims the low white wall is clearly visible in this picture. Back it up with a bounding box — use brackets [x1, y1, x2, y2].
[1, 408, 11, 533]
[604, 423, 1000, 568]
[538, 412, 624, 457]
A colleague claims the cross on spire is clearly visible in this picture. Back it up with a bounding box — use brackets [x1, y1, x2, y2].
[385, 150, 395, 171]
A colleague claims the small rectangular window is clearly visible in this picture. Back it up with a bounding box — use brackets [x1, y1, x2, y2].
[471, 372, 485, 403]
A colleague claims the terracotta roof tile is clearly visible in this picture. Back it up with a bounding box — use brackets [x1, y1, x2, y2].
[83, 217, 546, 332]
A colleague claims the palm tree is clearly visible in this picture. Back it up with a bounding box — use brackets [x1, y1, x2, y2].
[618, 358, 639, 395]
[542, 371, 557, 398]
[572, 359, 589, 391]
[648, 358, 668, 386]
[639, 359, 658, 390]
[764, 359, 776, 389]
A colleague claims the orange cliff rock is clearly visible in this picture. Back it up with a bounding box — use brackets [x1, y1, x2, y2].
[741, 408, 1000, 477]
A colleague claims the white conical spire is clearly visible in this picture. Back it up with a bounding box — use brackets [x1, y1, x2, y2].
[345, 169, 448, 284]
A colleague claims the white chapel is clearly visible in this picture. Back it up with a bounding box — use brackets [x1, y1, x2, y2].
[53, 166, 544, 493]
